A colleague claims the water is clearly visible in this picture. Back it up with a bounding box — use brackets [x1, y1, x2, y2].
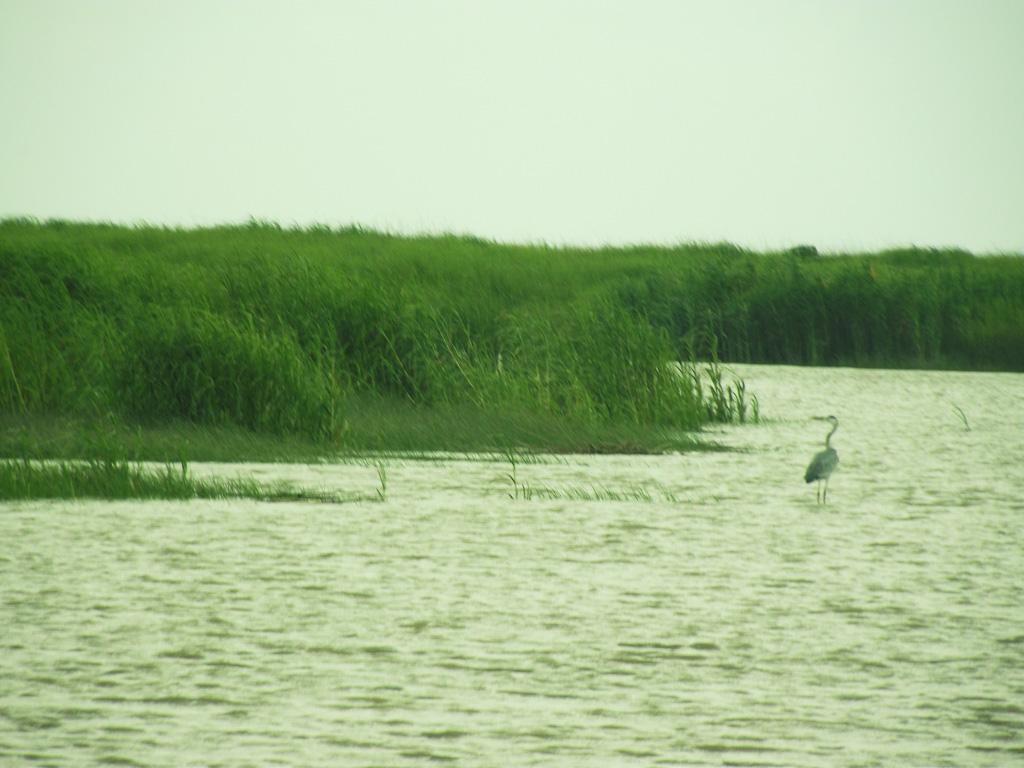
[2, 365, 1023, 767]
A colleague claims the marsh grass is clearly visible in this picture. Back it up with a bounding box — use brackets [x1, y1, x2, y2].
[501, 471, 680, 503]
[0, 418, 361, 501]
[621, 245, 1024, 371]
[952, 404, 971, 431]
[2, 217, 753, 456]
[0, 457, 355, 502]
[2, 219, 740, 455]
[499, 449, 680, 503]
[529, 483, 679, 503]
[3, 219, 1018, 464]
[376, 463, 388, 502]
[1, 457, 237, 501]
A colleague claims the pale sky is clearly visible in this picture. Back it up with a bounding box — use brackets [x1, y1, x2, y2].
[2, 0, 1022, 253]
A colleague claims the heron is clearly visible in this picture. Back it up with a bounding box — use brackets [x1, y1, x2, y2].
[804, 415, 839, 503]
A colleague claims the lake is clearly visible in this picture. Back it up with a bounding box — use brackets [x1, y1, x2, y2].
[2, 364, 1023, 766]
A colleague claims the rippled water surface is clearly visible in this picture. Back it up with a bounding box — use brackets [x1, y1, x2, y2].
[3, 365, 1023, 766]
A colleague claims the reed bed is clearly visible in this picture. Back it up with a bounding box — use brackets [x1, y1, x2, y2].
[0, 422, 356, 501]
[2, 219, 1020, 461]
[0, 457, 357, 502]
[0, 457, 249, 501]
[617, 244, 1024, 370]
[0, 219, 739, 455]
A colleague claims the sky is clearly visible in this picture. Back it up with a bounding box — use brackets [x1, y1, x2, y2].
[2, 0, 1023, 253]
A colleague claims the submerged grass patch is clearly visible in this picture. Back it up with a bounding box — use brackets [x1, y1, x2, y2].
[0, 420, 369, 501]
[0, 458, 361, 502]
[2, 458, 240, 501]
[0, 458, 365, 502]
[500, 448, 685, 502]
[511, 481, 681, 503]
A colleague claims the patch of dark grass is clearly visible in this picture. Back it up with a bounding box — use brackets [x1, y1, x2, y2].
[0, 458, 361, 502]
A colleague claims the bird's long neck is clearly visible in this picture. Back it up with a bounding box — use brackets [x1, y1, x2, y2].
[825, 422, 838, 448]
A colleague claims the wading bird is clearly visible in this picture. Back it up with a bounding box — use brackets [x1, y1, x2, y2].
[804, 415, 839, 503]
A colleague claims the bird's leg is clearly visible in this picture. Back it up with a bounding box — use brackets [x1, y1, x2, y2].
[816, 481, 822, 504]
[823, 478, 829, 504]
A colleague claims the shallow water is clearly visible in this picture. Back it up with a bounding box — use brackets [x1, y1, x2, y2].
[2, 365, 1023, 766]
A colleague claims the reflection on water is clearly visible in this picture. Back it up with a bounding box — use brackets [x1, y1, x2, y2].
[2, 365, 1023, 766]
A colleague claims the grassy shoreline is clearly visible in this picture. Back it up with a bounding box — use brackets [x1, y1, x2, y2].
[1, 218, 758, 461]
[0, 456, 365, 502]
[2, 218, 1021, 482]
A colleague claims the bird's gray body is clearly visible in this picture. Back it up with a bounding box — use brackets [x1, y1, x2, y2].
[804, 446, 839, 484]
[805, 415, 839, 503]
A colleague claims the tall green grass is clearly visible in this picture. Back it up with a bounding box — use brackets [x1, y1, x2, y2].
[0, 218, 750, 454]
[0, 457, 362, 502]
[2, 219, 1019, 457]
[0, 421, 367, 501]
[0, 457, 242, 501]
[616, 244, 1024, 370]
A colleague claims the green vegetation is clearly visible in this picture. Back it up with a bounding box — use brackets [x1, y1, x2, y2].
[0, 458, 366, 502]
[500, 449, 712, 503]
[2, 457, 258, 502]
[0, 218, 750, 460]
[0, 422, 363, 501]
[617, 243, 1024, 370]
[1, 219, 1020, 472]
